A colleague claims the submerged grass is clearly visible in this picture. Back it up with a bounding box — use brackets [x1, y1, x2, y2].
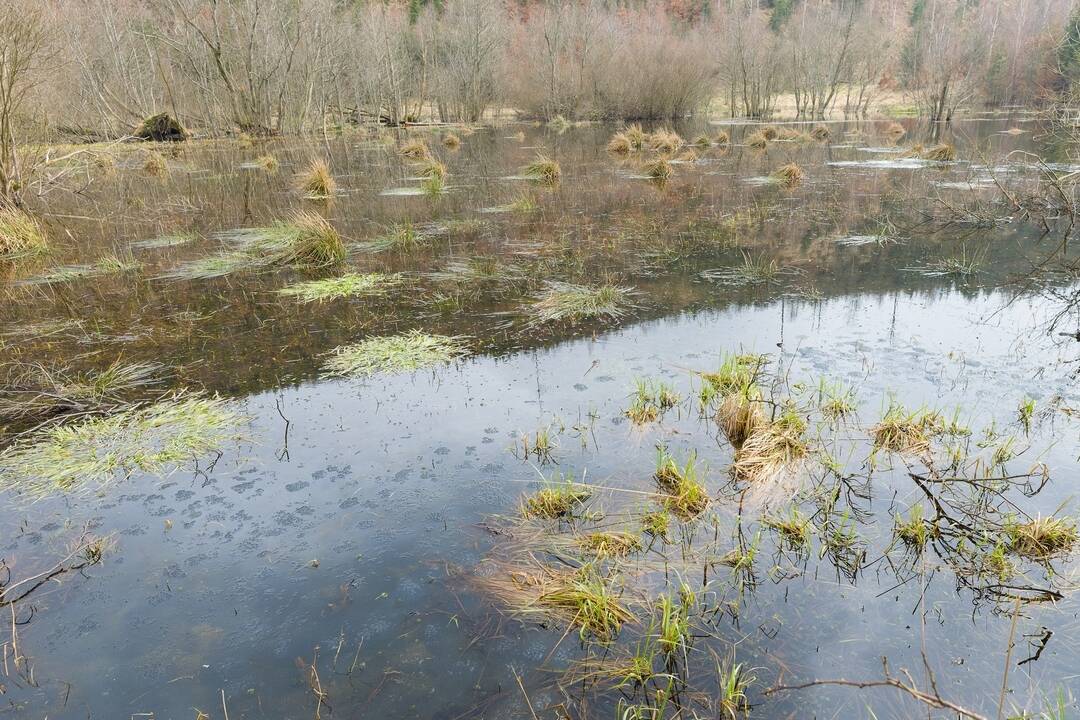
[527, 281, 634, 326]
[322, 330, 467, 378]
[0, 393, 244, 498]
[278, 272, 402, 303]
[577, 531, 642, 558]
[0, 208, 48, 258]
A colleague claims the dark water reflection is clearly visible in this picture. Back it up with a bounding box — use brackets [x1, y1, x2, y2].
[1, 118, 1079, 719]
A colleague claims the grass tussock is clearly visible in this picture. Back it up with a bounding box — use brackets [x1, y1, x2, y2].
[745, 130, 768, 149]
[442, 133, 461, 149]
[279, 272, 402, 303]
[717, 390, 765, 447]
[255, 154, 279, 172]
[133, 112, 189, 142]
[714, 129, 730, 146]
[770, 163, 803, 187]
[810, 125, 831, 141]
[732, 407, 808, 483]
[692, 134, 711, 149]
[230, 211, 345, 267]
[295, 159, 336, 199]
[538, 565, 634, 642]
[0, 393, 243, 498]
[885, 121, 907, 138]
[418, 156, 449, 181]
[607, 131, 634, 155]
[648, 129, 682, 154]
[0, 207, 48, 258]
[322, 330, 467, 378]
[922, 143, 957, 161]
[625, 378, 680, 425]
[523, 474, 592, 518]
[1003, 515, 1078, 560]
[895, 505, 937, 552]
[527, 281, 634, 326]
[523, 153, 561, 184]
[143, 150, 168, 175]
[357, 221, 424, 254]
[871, 404, 943, 455]
[643, 157, 673, 181]
[624, 123, 646, 150]
[760, 125, 779, 140]
[763, 507, 813, 551]
[400, 139, 430, 159]
[0, 360, 160, 425]
[654, 447, 709, 519]
[640, 509, 671, 542]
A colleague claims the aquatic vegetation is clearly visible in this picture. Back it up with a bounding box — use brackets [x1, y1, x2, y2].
[656, 592, 690, 657]
[0, 393, 244, 498]
[143, 150, 168, 175]
[358, 221, 424, 253]
[520, 425, 556, 463]
[607, 131, 634, 155]
[547, 114, 572, 132]
[227, 211, 345, 267]
[625, 378, 680, 424]
[624, 123, 646, 149]
[418, 156, 449, 181]
[537, 564, 634, 642]
[701, 252, 780, 285]
[894, 505, 937, 552]
[0, 208, 48, 257]
[643, 157, 673, 181]
[295, 159, 336, 199]
[130, 232, 196, 249]
[421, 174, 446, 196]
[442, 133, 461, 148]
[523, 474, 592, 518]
[159, 252, 256, 280]
[760, 125, 779, 141]
[0, 359, 160, 425]
[928, 248, 983, 276]
[692, 134, 711, 149]
[810, 124, 831, 141]
[322, 330, 467, 377]
[716, 657, 755, 719]
[577, 531, 642, 558]
[527, 281, 634, 326]
[700, 354, 767, 397]
[640, 509, 671, 542]
[885, 121, 906, 138]
[523, 153, 561, 184]
[1003, 515, 1078, 560]
[400, 139, 429, 159]
[278, 272, 402, 303]
[654, 447, 709, 519]
[871, 404, 943, 455]
[817, 379, 856, 423]
[717, 388, 764, 447]
[923, 143, 957, 161]
[254, 154, 279, 171]
[1018, 397, 1036, 433]
[648, 129, 682, 153]
[770, 162, 803, 187]
[732, 406, 808, 483]
[763, 506, 813, 551]
[745, 130, 768, 149]
[714, 129, 730, 146]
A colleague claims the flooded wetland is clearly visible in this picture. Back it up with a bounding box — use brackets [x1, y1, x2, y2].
[3, 118, 1080, 720]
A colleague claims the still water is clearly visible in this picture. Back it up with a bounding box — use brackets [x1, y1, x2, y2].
[1, 117, 1078, 719]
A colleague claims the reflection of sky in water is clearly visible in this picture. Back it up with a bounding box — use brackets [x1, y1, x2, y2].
[3, 287, 1077, 718]
[1, 119, 1078, 719]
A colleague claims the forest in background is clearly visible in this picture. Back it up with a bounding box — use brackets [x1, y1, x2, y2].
[1, 0, 1079, 144]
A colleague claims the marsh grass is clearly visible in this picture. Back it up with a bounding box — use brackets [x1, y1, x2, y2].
[442, 133, 461, 149]
[640, 509, 671, 542]
[926, 247, 983, 276]
[732, 406, 808, 483]
[885, 121, 906, 138]
[717, 389, 764, 447]
[745, 130, 768, 149]
[159, 253, 256, 280]
[1003, 515, 1078, 560]
[625, 379, 680, 424]
[279, 272, 402, 303]
[357, 221, 425, 254]
[607, 132, 634, 155]
[527, 281, 634, 326]
[871, 404, 944, 455]
[538, 564, 634, 642]
[226, 211, 345, 267]
[656, 592, 690, 658]
[770, 163, 803, 187]
[923, 143, 957, 161]
[130, 233, 196, 250]
[400, 139, 430, 159]
[624, 123, 646, 150]
[255, 154, 279, 172]
[418, 156, 449, 181]
[760, 125, 779, 141]
[523, 153, 561, 184]
[692, 134, 711, 149]
[295, 159, 336, 199]
[810, 125, 831, 141]
[643, 157, 673, 182]
[421, 174, 447, 196]
[648, 129, 682, 154]
[894, 505, 937, 552]
[716, 658, 755, 719]
[577, 531, 642, 558]
[714, 129, 730, 146]
[0, 208, 47, 257]
[763, 506, 813, 551]
[523, 474, 592, 518]
[25, 251, 141, 285]
[817, 379, 856, 423]
[0, 393, 243, 498]
[654, 447, 709, 519]
[0, 359, 161, 425]
[322, 330, 467, 377]
[143, 150, 168, 175]
[701, 252, 780, 285]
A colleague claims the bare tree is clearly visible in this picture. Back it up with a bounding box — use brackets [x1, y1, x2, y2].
[0, 0, 51, 203]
